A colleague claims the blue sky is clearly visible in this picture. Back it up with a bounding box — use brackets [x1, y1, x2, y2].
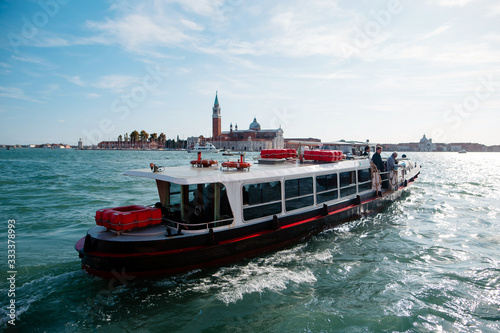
[1, 0, 499, 146]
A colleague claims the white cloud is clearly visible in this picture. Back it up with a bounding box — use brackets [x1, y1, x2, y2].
[436, 0, 475, 6]
[418, 25, 452, 40]
[486, 3, 500, 17]
[0, 86, 41, 103]
[85, 93, 101, 99]
[92, 75, 140, 92]
[180, 19, 204, 31]
[41, 84, 60, 97]
[171, 0, 224, 17]
[62, 75, 85, 86]
[86, 14, 190, 52]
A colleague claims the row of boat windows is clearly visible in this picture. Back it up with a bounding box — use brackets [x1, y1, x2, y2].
[164, 168, 372, 224]
[243, 169, 372, 221]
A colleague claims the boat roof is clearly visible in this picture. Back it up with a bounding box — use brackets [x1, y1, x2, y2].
[288, 140, 370, 147]
[124, 159, 369, 185]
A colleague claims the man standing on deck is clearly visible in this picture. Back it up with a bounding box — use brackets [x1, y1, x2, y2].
[371, 146, 385, 195]
[371, 146, 385, 172]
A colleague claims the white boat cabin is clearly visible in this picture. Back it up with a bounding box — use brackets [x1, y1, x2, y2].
[124, 155, 417, 234]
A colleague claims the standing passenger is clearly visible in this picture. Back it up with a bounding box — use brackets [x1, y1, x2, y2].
[371, 146, 385, 172]
[387, 152, 399, 171]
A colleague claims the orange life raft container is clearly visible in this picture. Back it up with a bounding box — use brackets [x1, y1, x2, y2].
[260, 149, 297, 159]
[95, 205, 162, 232]
[303, 150, 343, 162]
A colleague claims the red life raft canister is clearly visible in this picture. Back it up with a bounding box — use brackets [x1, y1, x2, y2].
[303, 150, 342, 162]
[260, 149, 297, 159]
[95, 205, 162, 232]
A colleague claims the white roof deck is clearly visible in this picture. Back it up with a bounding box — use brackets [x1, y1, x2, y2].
[124, 159, 371, 185]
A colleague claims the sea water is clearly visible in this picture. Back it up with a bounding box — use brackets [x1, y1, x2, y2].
[0, 149, 499, 332]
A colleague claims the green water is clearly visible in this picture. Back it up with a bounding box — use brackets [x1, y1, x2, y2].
[1, 149, 499, 332]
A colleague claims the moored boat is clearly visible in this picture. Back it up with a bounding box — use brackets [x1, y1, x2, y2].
[76, 144, 421, 278]
[187, 142, 219, 153]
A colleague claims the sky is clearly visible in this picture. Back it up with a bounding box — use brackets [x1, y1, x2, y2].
[1, 0, 499, 146]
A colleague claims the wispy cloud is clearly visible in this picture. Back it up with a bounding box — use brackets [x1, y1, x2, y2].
[92, 75, 140, 93]
[418, 25, 452, 40]
[0, 86, 42, 103]
[85, 93, 101, 99]
[436, 0, 475, 6]
[63, 75, 85, 86]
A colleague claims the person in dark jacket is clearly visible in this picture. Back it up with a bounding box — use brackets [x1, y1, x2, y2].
[361, 145, 370, 156]
[371, 146, 385, 172]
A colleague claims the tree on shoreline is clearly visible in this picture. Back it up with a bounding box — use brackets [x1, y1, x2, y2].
[158, 133, 166, 147]
[149, 133, 158, 143]
[130, 130, 139, 143]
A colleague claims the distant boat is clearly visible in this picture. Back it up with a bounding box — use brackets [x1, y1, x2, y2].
[187, 142, 219, 153]
[458, 150, 467, 154]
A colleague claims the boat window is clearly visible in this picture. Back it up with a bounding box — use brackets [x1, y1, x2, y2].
[316, 174, 337, 192]
[285, 177, 313, 199]
[285, 177, 314, 211]
[243, 181, 282, 220]
[340, 171, 356, 197]
[340, 171, 355, 187]
[166, 182, 233, 227]
[358, 169, 371, 183]
[316, 174, 338, 204]
[357, 168, 372, 192]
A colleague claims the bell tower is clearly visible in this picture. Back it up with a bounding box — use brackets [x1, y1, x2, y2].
[212, 92, 221, 139]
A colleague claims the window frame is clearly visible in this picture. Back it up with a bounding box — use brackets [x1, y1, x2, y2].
[284, 177, 314, 212]
[315, 173, 339, 204]
[242, 180, 282, 221]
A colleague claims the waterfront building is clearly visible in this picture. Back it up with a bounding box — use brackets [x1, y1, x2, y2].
[209, 93, 284, 151]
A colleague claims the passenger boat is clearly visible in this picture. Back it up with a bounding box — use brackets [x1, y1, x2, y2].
[76, 144, 421, 278]
[187, 142, 219, 153]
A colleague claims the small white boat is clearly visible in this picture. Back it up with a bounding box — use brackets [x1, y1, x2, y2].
[458, 150, 467, 154]
[187, 142, 219, 153]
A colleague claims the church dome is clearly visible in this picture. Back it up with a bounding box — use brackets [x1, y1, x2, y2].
[420, 134, 428, 143]
[249, 117, 261, 131]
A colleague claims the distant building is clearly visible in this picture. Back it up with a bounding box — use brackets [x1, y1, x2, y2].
[209, 93, 284, 151]
[384, 135, 497, 152]
[78, 138, 83, 150]
[418, 134, 436, 152]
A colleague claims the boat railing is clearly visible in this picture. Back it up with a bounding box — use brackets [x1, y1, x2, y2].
[163, 217, 234, 231]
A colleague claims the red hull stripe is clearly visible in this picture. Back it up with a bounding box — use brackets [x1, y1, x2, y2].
[86, 245, 207, 258]
[218, 230, 272, 245]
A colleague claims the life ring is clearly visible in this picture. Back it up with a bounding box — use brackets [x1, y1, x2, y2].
[221, 161, 251, 170]
[190, 159, 218, 167]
